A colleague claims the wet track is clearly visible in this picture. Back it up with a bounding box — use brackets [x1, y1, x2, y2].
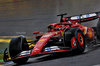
[2, 46, 100, 66]
[0, 0, 100, 66]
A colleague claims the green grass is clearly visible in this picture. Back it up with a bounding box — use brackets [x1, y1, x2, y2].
[0, 60, 3, 62]
[0, 53, 3, 60]
[0, 53, 3, 62]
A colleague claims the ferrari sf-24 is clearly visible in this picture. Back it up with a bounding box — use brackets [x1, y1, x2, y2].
[3, 11, 100, 64]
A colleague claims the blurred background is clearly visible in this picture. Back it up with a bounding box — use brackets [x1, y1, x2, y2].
[0, 0, 100, 36]
[0, 0, 100, 55]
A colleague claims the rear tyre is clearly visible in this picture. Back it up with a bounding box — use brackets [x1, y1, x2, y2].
[97, 20, 100, 40]
[9, 36, 29, 64]
[64, 28, 85, 54]
[75, 29, 85, 53]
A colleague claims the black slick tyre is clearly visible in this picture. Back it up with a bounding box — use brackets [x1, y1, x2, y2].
[9, 37, 29, 64]
[64, 28, 85, 54]
[97, 20, 100, 40]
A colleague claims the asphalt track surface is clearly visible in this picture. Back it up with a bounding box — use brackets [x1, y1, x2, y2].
[1, 45, 100, 66]
[0, 0, 100, 66]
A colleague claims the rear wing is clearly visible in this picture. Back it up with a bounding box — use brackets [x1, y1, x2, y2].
[66, 12, 100, 23]
[57, 12, 100, 23]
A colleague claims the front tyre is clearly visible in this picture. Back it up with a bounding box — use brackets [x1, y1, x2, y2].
[9, 36, 29, 64]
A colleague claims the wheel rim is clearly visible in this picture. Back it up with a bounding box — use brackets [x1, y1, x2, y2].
[72, 37, 77, 47]
[77, 33, 84, 47]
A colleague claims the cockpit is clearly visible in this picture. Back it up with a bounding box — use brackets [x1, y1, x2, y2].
[47, 22, 72, 32]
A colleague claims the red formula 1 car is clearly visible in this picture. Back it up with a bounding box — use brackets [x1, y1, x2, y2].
[3, 12, 100, 64]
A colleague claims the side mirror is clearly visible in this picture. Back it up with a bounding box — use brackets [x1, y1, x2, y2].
[33, 31, 40, 34]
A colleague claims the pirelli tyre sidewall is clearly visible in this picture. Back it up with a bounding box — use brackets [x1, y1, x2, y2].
[75, 28, 85, 53]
